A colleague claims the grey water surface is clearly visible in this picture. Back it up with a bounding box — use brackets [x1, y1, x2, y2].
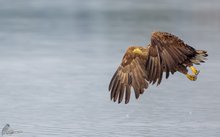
[0, 0, 220, 137]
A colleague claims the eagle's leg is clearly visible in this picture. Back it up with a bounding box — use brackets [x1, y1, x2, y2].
[190, 66, 200, 75]
[186, 66, 200, 81]
[176, 65, 197, 81]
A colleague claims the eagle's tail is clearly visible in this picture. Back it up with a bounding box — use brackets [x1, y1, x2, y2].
[190, 50, 208, 65]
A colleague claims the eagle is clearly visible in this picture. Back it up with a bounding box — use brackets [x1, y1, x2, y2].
[109, 31, 208, 104]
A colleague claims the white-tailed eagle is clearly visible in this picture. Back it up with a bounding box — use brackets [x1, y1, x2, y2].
[109, 32, 208, 104]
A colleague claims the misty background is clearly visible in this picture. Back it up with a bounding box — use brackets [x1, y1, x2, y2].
[0, 0, 219, 137]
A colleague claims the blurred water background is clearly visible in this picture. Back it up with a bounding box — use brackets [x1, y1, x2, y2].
[0, 0, 219, 137]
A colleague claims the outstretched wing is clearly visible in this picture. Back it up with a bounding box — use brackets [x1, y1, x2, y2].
[109, 50, 148, 104]
[146, 32, 196, 85]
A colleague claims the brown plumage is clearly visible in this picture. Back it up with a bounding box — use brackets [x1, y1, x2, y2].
[109, 31, 208, 104]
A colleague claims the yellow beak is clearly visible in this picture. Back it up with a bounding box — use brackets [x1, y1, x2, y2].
[133, 48, 143, 55]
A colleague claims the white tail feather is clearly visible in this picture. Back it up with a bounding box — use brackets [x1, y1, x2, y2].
[190, 50, 208, 65]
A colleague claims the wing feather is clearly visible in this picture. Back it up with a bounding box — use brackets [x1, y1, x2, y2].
[111, 75, 119, 100]
[125, 85, 131, 104]
[114, 81, 122, 102]
[108, 70, 118, 91]
[118, 84, 125, 103]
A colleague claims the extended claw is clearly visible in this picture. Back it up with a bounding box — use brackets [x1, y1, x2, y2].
[186, 74, 197, 81]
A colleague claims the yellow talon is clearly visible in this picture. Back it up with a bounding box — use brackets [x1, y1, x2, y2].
[190, 66, 200, 75]
[186, 74, 197, 81]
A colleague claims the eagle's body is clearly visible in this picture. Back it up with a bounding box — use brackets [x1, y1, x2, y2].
[109, 32, 208, 104]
